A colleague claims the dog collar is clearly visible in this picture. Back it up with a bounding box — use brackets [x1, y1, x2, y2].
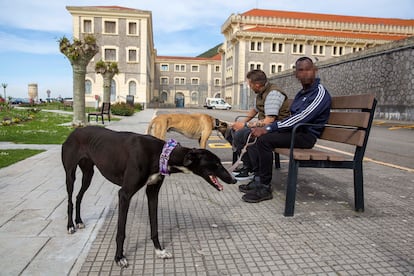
[159, 139, 178, 175]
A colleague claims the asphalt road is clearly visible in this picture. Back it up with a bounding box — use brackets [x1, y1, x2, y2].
[155, 108, 414, 171]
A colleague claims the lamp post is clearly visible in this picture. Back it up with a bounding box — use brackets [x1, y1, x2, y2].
[1, 83, 7, 102]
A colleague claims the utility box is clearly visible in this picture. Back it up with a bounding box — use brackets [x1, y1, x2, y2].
[126, 95, 134, 106]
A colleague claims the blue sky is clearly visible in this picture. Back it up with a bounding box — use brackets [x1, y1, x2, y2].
[0, 0, 413, 99]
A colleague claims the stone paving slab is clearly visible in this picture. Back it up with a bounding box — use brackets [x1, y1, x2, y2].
[1, 109, 413, 275]
[78, 162, 414, 275]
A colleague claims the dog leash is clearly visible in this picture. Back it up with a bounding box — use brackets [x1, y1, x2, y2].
[227, 132, 257, 172]
[159, 139, 178, 175]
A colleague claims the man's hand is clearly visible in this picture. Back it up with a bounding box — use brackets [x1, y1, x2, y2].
[251, 127, 268, 137]
[232, 121, 245, 131]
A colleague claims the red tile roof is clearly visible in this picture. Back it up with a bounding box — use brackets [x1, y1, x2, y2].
[242, 9, 414, 26]
[246, 26, 408, 41]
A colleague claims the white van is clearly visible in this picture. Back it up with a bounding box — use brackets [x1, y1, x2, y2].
[204, 98, 232, 110]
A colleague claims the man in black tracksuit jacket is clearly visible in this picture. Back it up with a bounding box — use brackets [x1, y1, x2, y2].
[241, 57, 332, 203]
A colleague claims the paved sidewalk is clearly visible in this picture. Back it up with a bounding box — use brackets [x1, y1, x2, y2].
[0, 109, 155, 276]
[1, 109, 413, 275]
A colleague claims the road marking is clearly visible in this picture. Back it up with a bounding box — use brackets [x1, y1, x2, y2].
[388, 125, 414, 130]
[315, 145, 414, 173]
[209, 143, 232, 149]
[208, 136, 222, 141]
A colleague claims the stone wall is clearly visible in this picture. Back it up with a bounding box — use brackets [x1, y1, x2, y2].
[269, 36, 414, 121]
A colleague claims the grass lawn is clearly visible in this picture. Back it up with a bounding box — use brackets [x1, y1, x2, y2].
[0, 105, 74, 168]
[0, 109, 74, 144]
[0, 149, 45, 169]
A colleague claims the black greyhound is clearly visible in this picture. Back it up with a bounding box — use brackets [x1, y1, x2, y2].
[62, 126, 236, 268]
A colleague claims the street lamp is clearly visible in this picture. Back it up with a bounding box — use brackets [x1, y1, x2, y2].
[1, 83, 7, 102]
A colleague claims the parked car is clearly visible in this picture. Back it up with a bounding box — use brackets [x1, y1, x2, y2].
[10, 98, 30, 104]
[204, 97, 232, 110]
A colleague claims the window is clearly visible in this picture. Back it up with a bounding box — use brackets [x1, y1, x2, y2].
[82, 19, 92, 33]
[191, 78, 199, 85]
[191, 65, 199, 72]
[332, 46, 344, 56]
[214, 65, 221, 73]
[128, 81, 136, 95]
[128, 21, 138, 35]
[103, 47, 117, 61]
[270, 63, 284, 74]
[174, 64, 186, 72]
[160, 77, 169, 84]
[312, 45, 325, 56]
[214, 78, 221, 86]
[85, 80, 92, 94]
[249, 62, 262, 71]
[271, 42, 284, 53]
[160, 64, 169, 71]
[292, 43, 304, 54]
[127, 48, 138, 63]
[104, 20, 117, 34]
[160, 91, 168, 102]
[250, 41, 262, 52]
[191, 92, 198, 103]
[352, 47, 363, 53]
[174, 77, 185, 85]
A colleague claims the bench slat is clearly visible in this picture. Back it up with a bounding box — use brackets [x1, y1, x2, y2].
[275, 148, 346, 161]
[320, 127, 366, 146]
[328, 112, 370, 128]
[331, 94, 375, 109]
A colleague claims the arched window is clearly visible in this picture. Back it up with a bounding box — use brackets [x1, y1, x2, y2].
[111, 80, 116, 101]
[191, 91, 198, 103]
[160, 91, 168, 102]
[128, 81, 136, 95]
[85, 80, 92, 94]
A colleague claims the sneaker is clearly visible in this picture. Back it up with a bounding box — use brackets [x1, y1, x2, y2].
[242, 188, 273, 203]
[231, 165, 245, 175]
[234, 168, 254, 180]
[238, 179, 256, 193]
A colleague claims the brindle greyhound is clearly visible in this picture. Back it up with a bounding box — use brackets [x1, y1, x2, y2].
[62, 126, 236, 268]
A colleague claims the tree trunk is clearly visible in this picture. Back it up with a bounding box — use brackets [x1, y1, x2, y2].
[72, 64, 87, 126]
[103, 75, 112, 103]
[102, 71, 116, 103]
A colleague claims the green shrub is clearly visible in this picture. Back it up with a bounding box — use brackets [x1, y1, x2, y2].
[134, 102, 143, 111]
[111, 102, 135, 116]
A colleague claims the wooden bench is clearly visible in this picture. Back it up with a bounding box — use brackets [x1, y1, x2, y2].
[88, 102, 111, 124]
[274, 94, 377, 216]
[62, 100, 73, 109]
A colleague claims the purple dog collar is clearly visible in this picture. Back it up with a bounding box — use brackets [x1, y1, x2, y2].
[159, 139, 178, 175]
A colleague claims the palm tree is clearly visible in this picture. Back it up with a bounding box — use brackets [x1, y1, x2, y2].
[95, 60, 119, 103]
[59, 35, 99, 126]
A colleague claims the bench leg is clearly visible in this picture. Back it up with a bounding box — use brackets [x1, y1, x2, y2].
[284, 160, 299, 217]
[354, 161, 364, 212]
[274, 152, 281, 169]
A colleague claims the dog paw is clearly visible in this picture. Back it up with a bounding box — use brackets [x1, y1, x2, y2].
[116, 257, 128, 268]
[155, 249, 173, 259]
[67, 227, 76, 234]
[76, 223, 85, 229]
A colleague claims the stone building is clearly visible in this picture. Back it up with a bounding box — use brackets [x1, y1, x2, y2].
[66, 6, 155, 106]
[66, 6, 414, 109]
[220, 9, 414, 109]
[152, 55, 222, 108]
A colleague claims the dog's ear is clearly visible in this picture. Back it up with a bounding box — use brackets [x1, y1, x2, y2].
[183, 149, 198, 166]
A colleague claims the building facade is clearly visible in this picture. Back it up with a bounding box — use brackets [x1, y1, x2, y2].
[220, 9, 414, 109]
[152, 55, 222, 108]
[67, 6, 414, 109]
[66, 6, 155, 106]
